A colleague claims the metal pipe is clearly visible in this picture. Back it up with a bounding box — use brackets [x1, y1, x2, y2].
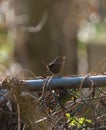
[90, 126, 106, 130]
[25, 75, 106, 91]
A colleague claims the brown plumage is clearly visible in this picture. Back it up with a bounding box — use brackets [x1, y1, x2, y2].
[47, 56, 66, 74]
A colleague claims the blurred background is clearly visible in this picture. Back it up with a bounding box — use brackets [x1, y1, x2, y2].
[0, 0, 106, 77]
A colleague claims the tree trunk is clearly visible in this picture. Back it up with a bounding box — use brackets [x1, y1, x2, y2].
[26, 0, 79, 76]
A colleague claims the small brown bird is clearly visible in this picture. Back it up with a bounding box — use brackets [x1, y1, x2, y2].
[47, 56, 66, 75]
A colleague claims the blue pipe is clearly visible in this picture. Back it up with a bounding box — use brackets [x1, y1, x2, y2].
[25, 75, 106, 91]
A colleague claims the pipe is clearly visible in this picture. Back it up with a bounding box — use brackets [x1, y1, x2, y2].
[25, 75, 106, 91]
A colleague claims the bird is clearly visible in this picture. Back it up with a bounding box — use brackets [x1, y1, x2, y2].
[46, 56, 66, 75]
